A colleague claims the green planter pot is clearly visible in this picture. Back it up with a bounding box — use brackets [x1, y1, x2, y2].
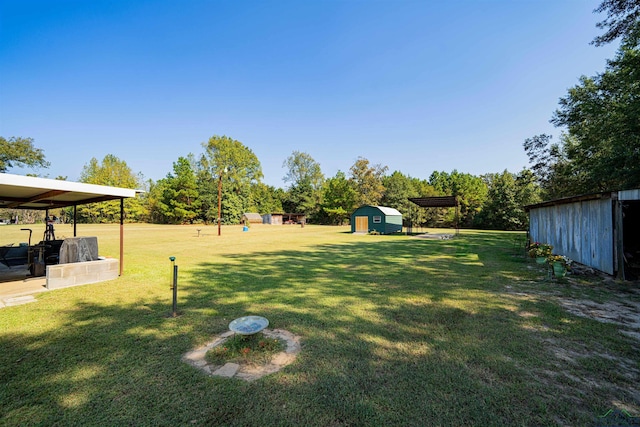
[536, 257, 546, 264]
[552, 262, 567, 278]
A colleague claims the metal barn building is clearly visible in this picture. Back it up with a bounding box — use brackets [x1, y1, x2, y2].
[262, 213, 306, 225]
[526, 189, 640, 280]
[351, 206, 403, 234]
[262, 213, 282, 225]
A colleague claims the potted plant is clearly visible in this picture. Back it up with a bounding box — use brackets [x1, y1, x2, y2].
[547, 254, 572, 278]
[528, 242, 553, 263]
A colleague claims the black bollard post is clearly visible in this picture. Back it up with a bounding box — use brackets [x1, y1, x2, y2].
[169, 256, 178, 317]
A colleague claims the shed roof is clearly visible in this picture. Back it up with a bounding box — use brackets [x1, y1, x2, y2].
[242, 213, 263, 221]
[352, 206, 402, 216]
[0, 173, 139, 210]
[524, 189, 640, 211]
[525, 191, 613, 211]
[376, 206, 402, 216]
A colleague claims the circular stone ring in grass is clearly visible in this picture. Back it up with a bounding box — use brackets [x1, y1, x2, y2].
[229, 315, 268, 335]
[182, 328, 302, 381]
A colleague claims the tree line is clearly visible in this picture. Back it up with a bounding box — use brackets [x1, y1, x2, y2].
[76, 140, 543, 231]
[0, 135, 540, 230]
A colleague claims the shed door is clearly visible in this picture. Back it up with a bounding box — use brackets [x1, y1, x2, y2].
[355, 216, 368, 233]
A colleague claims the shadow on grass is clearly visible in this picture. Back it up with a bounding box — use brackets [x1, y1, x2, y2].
[1, 232, 635, 425]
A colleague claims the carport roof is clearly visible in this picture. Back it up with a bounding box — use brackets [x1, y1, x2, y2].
[408, 196, 458, 208]
[0, 173, 139, 210]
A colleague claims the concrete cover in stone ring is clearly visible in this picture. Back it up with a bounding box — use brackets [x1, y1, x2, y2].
[182, 328, 302, 381]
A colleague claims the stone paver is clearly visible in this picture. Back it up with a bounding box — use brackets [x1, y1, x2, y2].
[3, 295, 37, 307]
[213, 363, 240, 378]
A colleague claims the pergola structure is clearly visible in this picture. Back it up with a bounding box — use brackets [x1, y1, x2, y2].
[408, 196, 460, 234]
[0, 173, 140, 275]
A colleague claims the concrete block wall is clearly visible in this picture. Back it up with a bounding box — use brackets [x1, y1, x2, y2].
[46, 258, 119, 290]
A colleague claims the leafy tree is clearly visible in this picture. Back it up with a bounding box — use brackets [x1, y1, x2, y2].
[282, 182, 315, 217]
[380, 171, 438, 226]
[220, 188, 247, 224]
[80, 155, 141, 188]
[349, 157, 388, 206]
[554, 46, 640, 191]
[320, 171, 357, 225]
[407, 177, 441, 228]
[429, 170, 487, 227]
[194, 153, 216, 223]
[282, 151, 324, 190]
[0, 136, 49, 172]
[476, 171, 519, 230]
[523, 133, 587, 199]
[151, 157, 201, 224]
[522, 134, 554, 189]
[201, 135, 263, 225]
[381, 171, 414, 210]
[475, 170, 541, 230]
[77, 154, 145, 223]
[282, 151, 324, 219]
[145, 179, 168, 223]
[525, 1, 640, 196]
[249, 182, 283, 215]
[592, 0, 640, 46]
[514, 169, 543, 213]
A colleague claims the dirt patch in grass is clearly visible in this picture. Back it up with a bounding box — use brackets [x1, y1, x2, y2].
[505, 272, 640, 421]
[558, 297, 640, 341]
[507, 271, 640, 340]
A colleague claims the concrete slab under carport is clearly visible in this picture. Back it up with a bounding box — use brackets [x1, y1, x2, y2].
[0, 258, 119, 306]
[0, 264, 47, 304]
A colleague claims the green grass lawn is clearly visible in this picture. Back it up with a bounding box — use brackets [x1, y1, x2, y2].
[0, 224, 638, 426]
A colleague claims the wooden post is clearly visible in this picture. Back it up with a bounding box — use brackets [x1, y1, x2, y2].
[614, 198, 625, 280]
[455, 197, 460, 236]
[218, 174, 222, 236]
[120, 198, 124, 276]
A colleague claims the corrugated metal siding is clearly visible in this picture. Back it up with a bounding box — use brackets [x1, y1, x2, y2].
[529, 198, 613, 274]
[350, 206, 403, 234]
[619, 189, 640, 200]
[262, 214, 282, 225]
[384, 215, 403, 234]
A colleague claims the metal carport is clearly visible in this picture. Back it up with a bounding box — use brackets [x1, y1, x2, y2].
[0, 173, 140, 276]
[408, 196, 460, 234]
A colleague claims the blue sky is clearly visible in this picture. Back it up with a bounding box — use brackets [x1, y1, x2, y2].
[0, 0, 619, 188]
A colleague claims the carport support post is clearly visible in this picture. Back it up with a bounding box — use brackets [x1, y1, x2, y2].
[73, 204, 77, 236]
[119, 198, 124, 276]
[170, 257, 178, 317]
